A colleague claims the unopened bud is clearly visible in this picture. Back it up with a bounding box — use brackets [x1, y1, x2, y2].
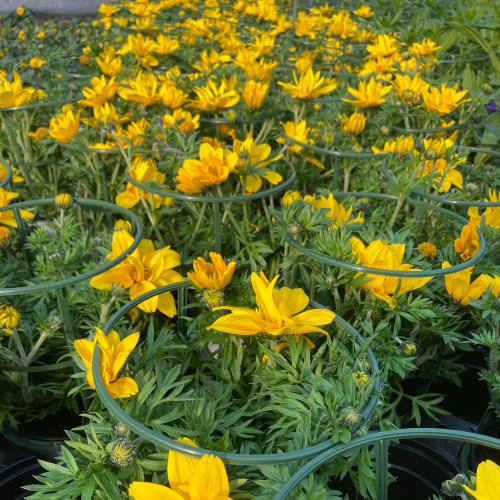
[400, 341, 417, 356]
[441, 473, 468, 497]
[380, 126, 390, 136]
[110, 438, 135, 467]
[481, 84, 492, 95]
[340, 406, 362, 430]
[287, 222, 301, 239]
[54, 193, 73, 209]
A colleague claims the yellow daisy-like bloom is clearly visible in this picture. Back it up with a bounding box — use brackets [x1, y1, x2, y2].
[123, 119, 150, 146]
[366, 34, 400, 58]
[350, 237, 433, 308]
[409, 37, 441, 57]
[443, 262, 489, 306]
[392, 73, 429, 106]
[207, 271, 336, 336]
[79, 76, 118, 107]
[116, 156, 172, 210]
[422, 84, 470, 116]
[243, 59, 278, 82]
[188, 252, 236, 290]
[467, 190, 500, 229]
[463, 460, 500, 500]
[242, 79, 268, 110]
[176, 143, 239, 194]
[353, 6, 374, 18]
[160, 84, 187, 110]
[0, 303, 21, 335]
[119, 33, 159, 70]
[29, 57, 46, 69]
[129, 438, 233, 500]
[341, 112, 366, 135]
[371, 135, 418, 155]
[74, 328, 139, 398]
[0, 225, 11, 246]
[189, 80, 239, 112]
[0, 72, 36, 108]
[327, 10, 359, 39]
[291, 51, 316, 74]
[117, 72, 162, 107]
[276, 120, 311, 154]
[48, 107, 80, 143]
[278, 69, 338, 100]
[482, 275, 500, 297]
[89, 232, 183, 317]
[154, 34, 180, 55]
[282, 190, 301, 207]
[454, 222, 480, 261]
[0, 188, 34, 227]
[0, 162, 22, 183]
[343, 77, 392, 108]
[233, 135, 282, 194]
[307, 194, 364, 227]
[420, 158, 463, 192]
[163, 109, 200, 135]
[82, 102, 131, 128]
[95, 47, 122, 77]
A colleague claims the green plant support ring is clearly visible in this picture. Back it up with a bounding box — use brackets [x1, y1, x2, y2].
[381, 155, 500, 208]
[91, 280, 381, 465]
[285, 191, 486, 278]
[0, 197, 143, 296]
[0, 96, 81, 113]
[274, 428, 500, 500]
[0, 158, 13, 188]
[393, 117, 473, 135]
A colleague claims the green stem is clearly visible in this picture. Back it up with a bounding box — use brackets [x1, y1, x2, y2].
[24, 331, 49, 366]
[388, 193, 405, 230]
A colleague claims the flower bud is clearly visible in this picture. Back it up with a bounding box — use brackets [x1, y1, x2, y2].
[54, 193, 73, 209]
[325, 275, 335, 287]
[380, 126, 390, 136]
[353, 371, 369, 384]
[340, 406, 362, 430]
[0, 304, 21, 335]
[110, 438, 135, 467]
[424, 148, 437, 161]
[287, 222, 301, 239]
[115, 422, 129, 437]
[400, 341, 417, 356]
[441, 473, 468, 497]
[111, 285, 127, 298]
[49, 315, 62, 330]
[481, 84, 492, 95]
[352, 144, 363, 154]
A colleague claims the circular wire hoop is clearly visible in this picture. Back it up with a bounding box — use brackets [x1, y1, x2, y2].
[274, 428, 500, 499]
[0, 97, 81, 113]
[0, 158, 13, 188]
[381, 153, 500, 208]
[92, 280, 381, 466]
[0, 197, 144, 296]
[285, 191, 486, 278]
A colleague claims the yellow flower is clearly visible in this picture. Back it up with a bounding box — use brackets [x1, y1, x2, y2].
[278, 69, 338, 100]
[454, 222, 480, 261]
[163, 109, 200, 135]
[116, 156, 172, 209]
[0, 188, 34, 227]
[0, 72, 36, 108]
[371, 135, 418, 155]
[29, 57, 46, 69]
[343, 77, 392, 108]
[463, 460, 500, 500]
[291, 51, 316, 74]
[233, 135, 282, 194]
[95, 47, 122, 77]
[350, 237, 433, 308]
[341, 112, 366, 135]
[467, 190, 500, 229]
[442, 262, 489, 305]
[417, 241, 437, 259]
[409, 38, 441, 57]
[159, 84, 187, 110]
[16, 7, 25, 15]
[120, 33, 159, 70]
[48, 108, 80, 143]
[207, 271, 336, 336]
[0, 225, 11, 246]
[353, 371, 369, 384]
[282, 190, 301, 207]
[190, 80, 239, 112]
[176, 143, 239, 194]
[392, 74, 429, 106]
[353, 6, 374, 18]
[308, 194, 364, 227]
[276, 120, 311, 154]
[366, 34, 400, 58]
[123, 119, 150, 146]
[188, 252, 236, 290]
[18, 30, 26, 40]
[422, 84, 470, 116]
[74, 328, 139, 398]
[89, 232, 183, 317]
[129, 438, 233, 500]
[154, 34, 180, 55]
[37, 31, 45, 38]
[118, 72, 162, 107]
[0, 161, 22, 183]
[242, 79, 268, 110]
[79, 76, 118, 107]
[420, 158, 463, 192]
[0, 303, 20, 335]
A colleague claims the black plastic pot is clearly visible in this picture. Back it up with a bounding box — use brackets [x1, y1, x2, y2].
[0, 457, 44, 500]
[330, 439, 459, 498]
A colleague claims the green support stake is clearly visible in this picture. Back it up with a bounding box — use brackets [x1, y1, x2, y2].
[214, 201, 221, 254]
[375, 439, 389, 500]
[56, 287, 75, 343]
